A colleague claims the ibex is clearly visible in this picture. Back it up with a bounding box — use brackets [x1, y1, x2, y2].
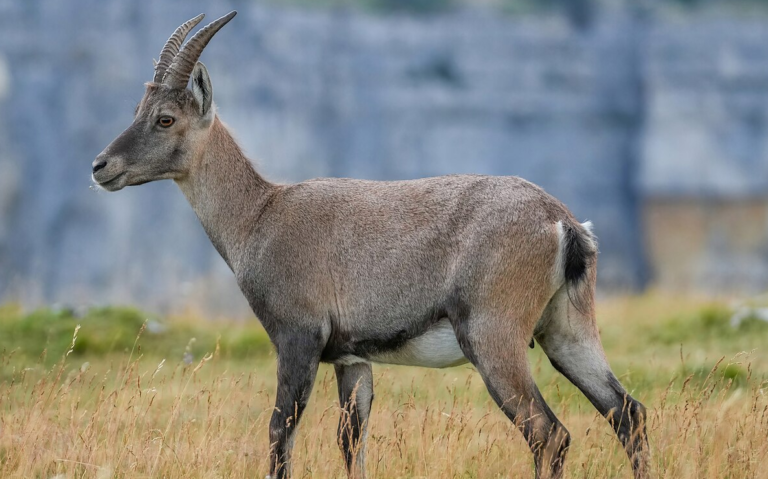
[92, 12, 650, 479]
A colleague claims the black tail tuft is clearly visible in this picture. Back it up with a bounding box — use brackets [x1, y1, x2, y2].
[563, 221, 595, 285]
[563, 221, 597, 314]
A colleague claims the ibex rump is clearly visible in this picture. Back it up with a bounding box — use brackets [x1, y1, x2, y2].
[92, 12, 650, 479]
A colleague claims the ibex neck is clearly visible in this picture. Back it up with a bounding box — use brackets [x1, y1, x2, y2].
[176, 117, 274, 270]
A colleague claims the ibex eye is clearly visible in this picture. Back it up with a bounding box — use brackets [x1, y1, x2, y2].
[158, 116, 174, 128]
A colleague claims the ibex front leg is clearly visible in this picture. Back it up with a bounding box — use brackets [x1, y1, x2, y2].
[267, 333, 322, 479]
[335, 362, 374, 479]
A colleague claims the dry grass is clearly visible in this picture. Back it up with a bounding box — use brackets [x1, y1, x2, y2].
[1, 294, 768, 478]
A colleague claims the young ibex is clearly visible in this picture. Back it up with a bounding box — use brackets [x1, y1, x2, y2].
[92, 12, 650, 479]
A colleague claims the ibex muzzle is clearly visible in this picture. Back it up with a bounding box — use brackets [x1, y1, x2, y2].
[93, 12, 650, 479]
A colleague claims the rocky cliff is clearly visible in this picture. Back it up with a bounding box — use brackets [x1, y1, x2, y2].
[1, 1, 766, 313]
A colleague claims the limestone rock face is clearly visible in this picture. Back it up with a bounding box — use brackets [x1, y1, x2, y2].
[0, 2, 766, 313]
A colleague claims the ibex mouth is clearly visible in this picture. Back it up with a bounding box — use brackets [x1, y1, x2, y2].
[93, 172, 126, 192]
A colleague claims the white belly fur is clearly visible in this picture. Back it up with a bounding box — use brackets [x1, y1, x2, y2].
[368, 319, 468, 368]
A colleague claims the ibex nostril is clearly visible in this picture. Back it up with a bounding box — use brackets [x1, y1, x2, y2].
[92, 160, 107, 174]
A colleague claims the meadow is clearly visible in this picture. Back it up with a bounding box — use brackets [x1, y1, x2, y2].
[1, 294, 767, 478]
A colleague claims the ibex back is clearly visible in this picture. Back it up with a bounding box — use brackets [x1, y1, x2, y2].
[92, 12, 650, 479]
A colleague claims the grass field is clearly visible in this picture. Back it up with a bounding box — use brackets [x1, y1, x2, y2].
[1, 294, 768, 478]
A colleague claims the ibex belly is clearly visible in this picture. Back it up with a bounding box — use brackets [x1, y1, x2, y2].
[363, 319, 468, 368]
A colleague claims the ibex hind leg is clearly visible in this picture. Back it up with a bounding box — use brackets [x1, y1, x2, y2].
[535, 285, 650, 479]
[454, 312, 570, 479]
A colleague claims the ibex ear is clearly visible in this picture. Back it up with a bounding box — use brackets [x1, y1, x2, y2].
[191, 62, 214, 120]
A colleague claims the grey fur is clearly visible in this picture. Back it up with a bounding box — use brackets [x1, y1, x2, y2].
[92, 13, 650, 479]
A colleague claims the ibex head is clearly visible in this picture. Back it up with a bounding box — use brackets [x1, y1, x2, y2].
[92, 12, 236, 191]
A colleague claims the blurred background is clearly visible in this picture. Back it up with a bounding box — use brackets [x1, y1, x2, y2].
[1, 0, 768, 316]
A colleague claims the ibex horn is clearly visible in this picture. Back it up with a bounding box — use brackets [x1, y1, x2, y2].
[163, 11, 236, 89]
[153, 13, 205, 84]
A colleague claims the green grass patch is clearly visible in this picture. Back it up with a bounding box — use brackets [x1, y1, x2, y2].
[649, 303, 768, 345]
[0, 304, 272, 364]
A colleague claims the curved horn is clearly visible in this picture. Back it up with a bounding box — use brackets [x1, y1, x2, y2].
[163, 11, 237, 89]
[153, 13, 205, 84]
